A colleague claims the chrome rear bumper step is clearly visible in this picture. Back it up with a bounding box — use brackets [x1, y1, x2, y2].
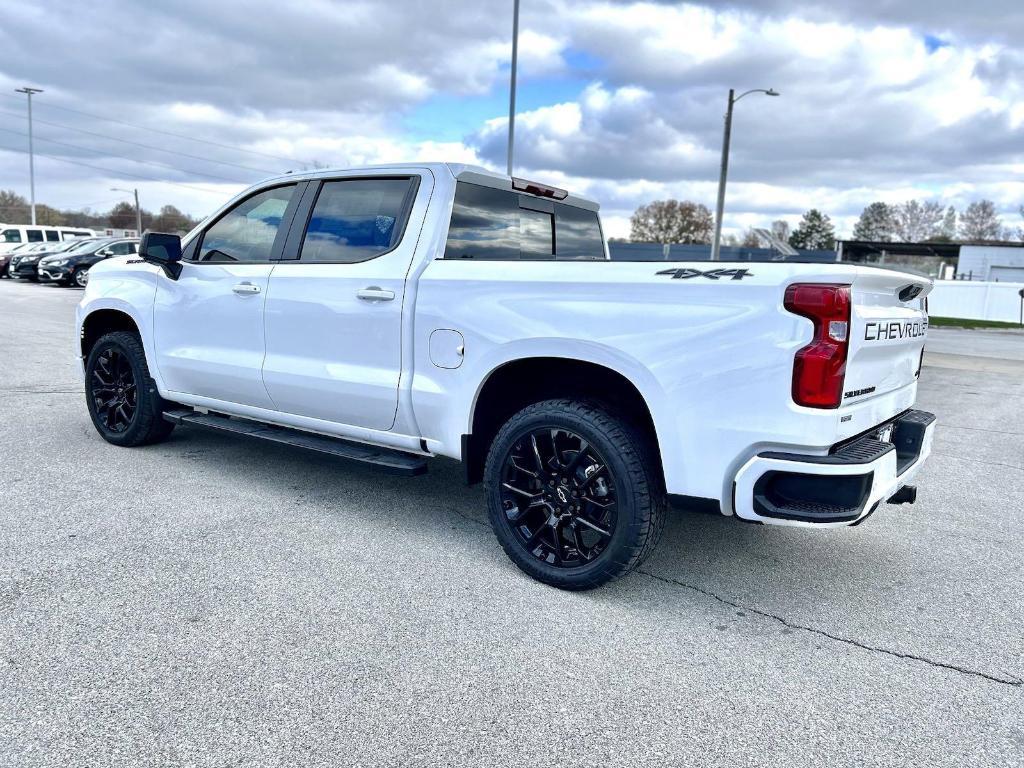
[162, 409, 428, 476]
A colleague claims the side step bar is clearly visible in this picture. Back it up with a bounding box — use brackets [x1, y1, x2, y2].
[162, 409, 428, 476]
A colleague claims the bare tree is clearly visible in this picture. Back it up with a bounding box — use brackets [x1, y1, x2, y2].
[893, 200, 944, 242]
[630, 200, 714, 244]
[959, 200, 1003, 242]
[770, 219, 790, 243]
[940, 206, 957, 240]
[0, 189, 30, 223]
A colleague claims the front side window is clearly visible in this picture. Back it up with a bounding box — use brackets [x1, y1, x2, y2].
[197, 185, 295, 262]
[26, 229, 43, 242]
[444, 182, 603, 261]
[1, 229, 21, 243]
[299, 178, 415, 263]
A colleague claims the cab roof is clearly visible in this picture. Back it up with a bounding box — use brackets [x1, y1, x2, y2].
[261, 162, 600, 212]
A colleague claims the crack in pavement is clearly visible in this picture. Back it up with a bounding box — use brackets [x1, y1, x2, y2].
[445, 503, 1020, 687]
[639, 569, 1022, 688]
[931, 452, 1024, 473]
[0, 387, 82, 395]
[940, 423, 1024, 437]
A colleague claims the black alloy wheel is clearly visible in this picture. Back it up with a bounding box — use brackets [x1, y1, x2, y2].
[90, 348, 138, 433]
[84, 332, 175, 446]
[485, 399, 666, 590]
[499, 427, 617, 568]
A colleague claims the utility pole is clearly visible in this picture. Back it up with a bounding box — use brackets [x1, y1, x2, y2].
[710, 87, 779, 261]
[15, 87, 43, 225]
[711, 89, 735, 263]
[110, 187, 142, 235]
[506, 0, 520, 177]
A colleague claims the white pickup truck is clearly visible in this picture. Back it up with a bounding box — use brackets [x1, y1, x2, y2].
[76, 163, 935, 589]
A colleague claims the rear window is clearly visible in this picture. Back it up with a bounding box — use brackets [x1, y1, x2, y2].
[444, 182, 603, 261]
[45, 230, 60, 241]
[27, 229, 43, 242]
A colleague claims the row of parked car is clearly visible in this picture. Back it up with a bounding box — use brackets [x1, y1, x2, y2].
[0, 236, 140, 287]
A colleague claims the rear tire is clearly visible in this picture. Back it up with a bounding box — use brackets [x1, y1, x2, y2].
[85, 331, 175, 447]
[484, 399, 666, 590]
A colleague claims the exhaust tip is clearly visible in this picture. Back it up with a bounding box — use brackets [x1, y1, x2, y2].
[887, 485, 917, 505]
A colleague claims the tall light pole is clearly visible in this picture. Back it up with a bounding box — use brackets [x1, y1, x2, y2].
[506, 0, 520, 177]
[710, 87, 779, 261]
[15, 87, 43, 225]
[111, 187, 142, 235]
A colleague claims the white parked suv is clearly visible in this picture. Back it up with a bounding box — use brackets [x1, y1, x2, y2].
[75, 163, 935, 589]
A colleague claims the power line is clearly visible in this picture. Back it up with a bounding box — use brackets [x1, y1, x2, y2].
[0, 125, 257, 186]
[0, 109, 279, 176]
[0, 141, 235, 196]
[0, 93, 312, 166]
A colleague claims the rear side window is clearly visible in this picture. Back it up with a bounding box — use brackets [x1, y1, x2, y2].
[444, 182, 603, 261]
[300, 178, 416, 263]
[45, 230, 60, 241]
[2, 229, 21, 243]
[27, 229, 43, 242]
[555, 205, 605, 260]
[197, 185, 295, 262]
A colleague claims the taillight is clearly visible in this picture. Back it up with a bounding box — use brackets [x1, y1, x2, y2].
[784, 283, 851, 409]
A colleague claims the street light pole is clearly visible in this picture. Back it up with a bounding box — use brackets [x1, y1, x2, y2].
[15, 87, 43, 226]
[710, 87, 779, 261]
[110, 187, 142, 235]
[506, 0, 520, 177]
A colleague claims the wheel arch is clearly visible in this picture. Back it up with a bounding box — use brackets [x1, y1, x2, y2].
[463, 356, 664, 488]
[80, 308, 142, 359]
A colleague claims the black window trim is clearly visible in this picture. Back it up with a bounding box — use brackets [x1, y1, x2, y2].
[279, 174, 421, 265]
[189, 181, 305, 265]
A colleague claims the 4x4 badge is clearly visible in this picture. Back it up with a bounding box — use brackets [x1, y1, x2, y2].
[656, 268, 752, 281]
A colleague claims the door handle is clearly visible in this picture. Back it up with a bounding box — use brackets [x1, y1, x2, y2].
[232, 282, 261, 295]
[356, 286, 395, 302]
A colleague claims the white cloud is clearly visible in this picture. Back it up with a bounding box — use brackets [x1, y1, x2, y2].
[0, 0, 1020, 240]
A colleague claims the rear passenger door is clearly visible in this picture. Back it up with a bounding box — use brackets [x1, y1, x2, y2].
[262, 172, 430, 431]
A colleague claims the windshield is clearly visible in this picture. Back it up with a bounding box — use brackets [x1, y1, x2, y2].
[66, 239, 109, 254]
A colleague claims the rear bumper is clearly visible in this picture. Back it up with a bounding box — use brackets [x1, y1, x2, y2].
[733, 409, 936, 527]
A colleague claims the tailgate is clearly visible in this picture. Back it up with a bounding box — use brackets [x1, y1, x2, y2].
[843, 268, 931, 404]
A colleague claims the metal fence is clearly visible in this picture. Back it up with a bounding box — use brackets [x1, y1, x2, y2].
[608, 242, 836, 262]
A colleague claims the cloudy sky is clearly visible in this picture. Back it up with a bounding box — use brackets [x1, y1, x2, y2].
[1, 0, 1022, 239]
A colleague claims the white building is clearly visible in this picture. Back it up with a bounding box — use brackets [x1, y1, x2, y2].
[956, 243, 1024, 282]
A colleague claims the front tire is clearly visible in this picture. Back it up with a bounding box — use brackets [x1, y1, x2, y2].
[85, 331, 175, 446]
[72, 267, 89, 288]
[484, 399, 666, 590]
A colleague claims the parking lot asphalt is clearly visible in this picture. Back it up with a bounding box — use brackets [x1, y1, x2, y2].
[1, 278, 1021, 767]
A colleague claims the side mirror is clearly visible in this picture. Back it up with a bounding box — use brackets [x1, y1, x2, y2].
[140, 232, 183, 280]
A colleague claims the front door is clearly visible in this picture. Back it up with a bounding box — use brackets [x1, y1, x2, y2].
[153, 183, 299, 409]
[262, 173, 429, 431]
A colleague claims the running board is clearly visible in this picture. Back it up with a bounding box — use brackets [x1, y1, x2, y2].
[162, 409, 428, 476]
